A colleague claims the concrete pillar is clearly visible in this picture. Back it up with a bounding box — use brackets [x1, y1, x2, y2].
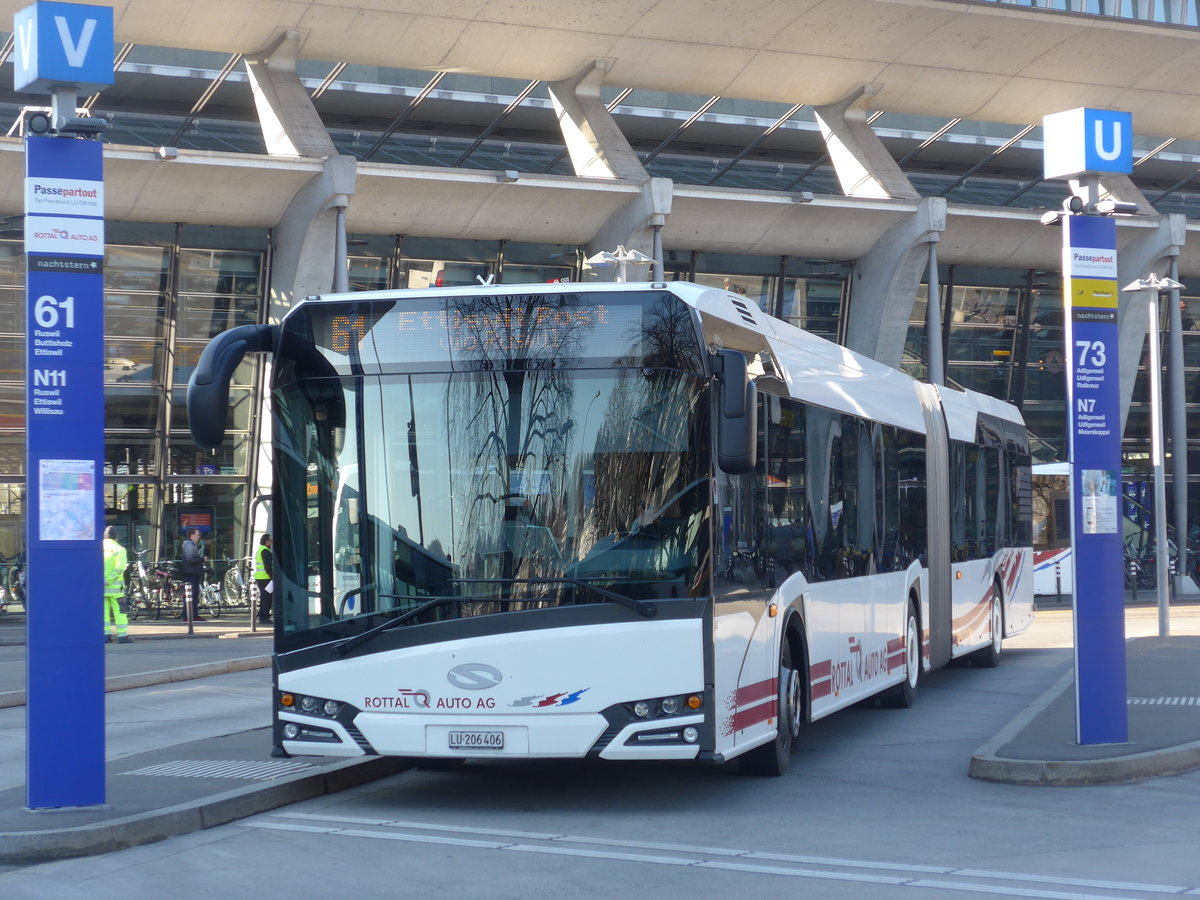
[547, 61, 672, 279]
[245, 30, 336, 159]
[813, 85, 920, 201]
[585, 178, 673, 281]
[242, 31, 357, 316]
[845, 197, 947, 367]
[269, 154, 357, 315]
[243, 30, 357, 544]
[1115, 214, 1186, 436]
[547, 60, 646, 180]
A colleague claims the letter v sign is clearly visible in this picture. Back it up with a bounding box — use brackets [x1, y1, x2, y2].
[12, 2, 114, 93]
[15, 17, 33, 76]
[54, 14, 96, 68]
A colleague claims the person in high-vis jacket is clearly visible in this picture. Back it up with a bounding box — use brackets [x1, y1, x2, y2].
[254, 533, 274, 623]
[102, 526, 132, 643]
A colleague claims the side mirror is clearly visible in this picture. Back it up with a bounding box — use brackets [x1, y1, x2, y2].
[714, 349, 757, 474]
[188, 324, 277, 449]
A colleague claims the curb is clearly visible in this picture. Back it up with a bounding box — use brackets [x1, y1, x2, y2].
[970, 739, 1200, 786]
[969, 667, 1200, 785]
[0, 655, 271, 709]
[0, 755, 409, 862]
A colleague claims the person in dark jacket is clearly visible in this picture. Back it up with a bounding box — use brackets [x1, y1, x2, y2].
[179, 527, 206, 621]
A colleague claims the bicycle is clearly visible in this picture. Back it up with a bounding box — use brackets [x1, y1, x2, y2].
[219, 556, 255, 613]
[0, 555, 12, 617]
[123, 550, 161, 620]
[5, 554, 25, 611]
[157, 561, 223, 619]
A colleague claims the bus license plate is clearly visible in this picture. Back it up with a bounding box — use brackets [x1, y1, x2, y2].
[448, 730, 504, 750]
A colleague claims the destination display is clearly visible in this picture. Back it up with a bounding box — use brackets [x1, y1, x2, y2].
[299, 291, 700, 372]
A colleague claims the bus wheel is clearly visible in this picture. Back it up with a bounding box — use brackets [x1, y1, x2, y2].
[881, 600, 920, 709]
[971, 584, 1003, 669]
[740, 635, 801, 777]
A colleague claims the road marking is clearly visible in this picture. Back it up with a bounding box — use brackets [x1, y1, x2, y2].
[1128, 696, 1200, 705]
[243, 813, 1194, 898]
[122, 759, 313, 780]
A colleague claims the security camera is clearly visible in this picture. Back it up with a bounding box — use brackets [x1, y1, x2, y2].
[1095, 199, 1140, 216]
[55, 115, 107, 136]
[157, 146, 179, 160]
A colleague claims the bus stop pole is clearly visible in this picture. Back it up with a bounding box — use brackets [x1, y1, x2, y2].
[1166, 256, 1191, 600]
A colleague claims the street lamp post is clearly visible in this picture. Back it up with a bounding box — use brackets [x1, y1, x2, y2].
[1122, 274, 1184, 638]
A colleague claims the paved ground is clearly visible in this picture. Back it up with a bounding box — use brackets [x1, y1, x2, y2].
[0, 609, 272, 708]
[968, 599, 1200, 784]
[0, 597, 1197, 861]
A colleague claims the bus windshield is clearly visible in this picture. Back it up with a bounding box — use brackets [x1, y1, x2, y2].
[273, 290, 711, 637]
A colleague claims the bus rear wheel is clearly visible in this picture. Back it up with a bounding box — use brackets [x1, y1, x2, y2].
[740, 634, 801, 777]
[970, 584, 1003, 668]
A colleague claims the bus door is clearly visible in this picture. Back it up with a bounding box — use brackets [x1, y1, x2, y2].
[712, 393, 775, 759]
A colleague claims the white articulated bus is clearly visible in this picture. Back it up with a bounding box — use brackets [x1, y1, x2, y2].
[188, 281, 1033, 775]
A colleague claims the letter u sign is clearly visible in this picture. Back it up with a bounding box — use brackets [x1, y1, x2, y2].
[1083, 109, 1133, 174]
[1042, 107, 1133, 179]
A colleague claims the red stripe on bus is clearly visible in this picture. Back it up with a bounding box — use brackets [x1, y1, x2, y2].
[736, 677, 777, 706]
[953, 594, 990, 644]
[810, 659, 831, 678]
[730, 699, 776, 732]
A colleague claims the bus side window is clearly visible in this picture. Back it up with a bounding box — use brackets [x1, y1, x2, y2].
[765, 395, 810, 581]
[895, 428, 927, 566]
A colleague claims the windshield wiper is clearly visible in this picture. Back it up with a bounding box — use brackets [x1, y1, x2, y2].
[453, 577, 658, 619]
[330, 592, 472, 657]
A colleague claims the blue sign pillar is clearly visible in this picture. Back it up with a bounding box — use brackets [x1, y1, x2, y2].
[1062, 215, 1127, 745]
[1044, 107, 1131, 745]
[16, 0, 112, 809]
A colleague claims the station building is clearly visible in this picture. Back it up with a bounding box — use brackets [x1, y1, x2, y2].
[1, 0, 1199, 573]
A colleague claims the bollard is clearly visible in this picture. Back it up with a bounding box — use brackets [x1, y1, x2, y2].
[184, 581, 193, 635]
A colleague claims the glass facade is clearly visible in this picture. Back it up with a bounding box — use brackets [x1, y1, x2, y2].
[0, 223, 1193, 581]
[0, 231, 270, 572]
[902, 265, 1200, 542]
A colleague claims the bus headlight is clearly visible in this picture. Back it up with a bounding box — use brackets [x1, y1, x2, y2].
[683, 726, 699, 743]
[282, 723, 300, 740]
[280, 691, 345, 720]
[625, 693, 703, 720]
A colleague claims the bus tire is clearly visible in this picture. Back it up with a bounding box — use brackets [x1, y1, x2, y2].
[970, 583, 1003, 669]
[880, 599, 920, 709]
[740, 627, 802, 777]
